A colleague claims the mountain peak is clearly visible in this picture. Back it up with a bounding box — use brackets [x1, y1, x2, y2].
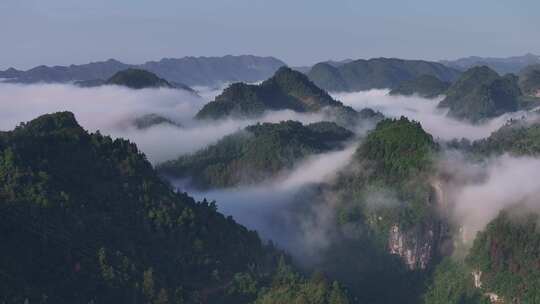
[15, 112, 83, 134]
[106, 68, 173, 89]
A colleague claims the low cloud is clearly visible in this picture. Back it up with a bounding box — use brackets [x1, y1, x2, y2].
[0, 83, 326, 163]
[332, 90, 533, 141]
[186, 143, 358, 261]
[444, 154, 540, 242]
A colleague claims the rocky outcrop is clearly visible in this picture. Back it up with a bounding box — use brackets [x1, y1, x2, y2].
[471, 270, 504, 303]
[388, 222, 441, 270]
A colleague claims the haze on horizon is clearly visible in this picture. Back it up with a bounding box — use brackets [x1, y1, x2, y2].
[1, 0, 539, 70]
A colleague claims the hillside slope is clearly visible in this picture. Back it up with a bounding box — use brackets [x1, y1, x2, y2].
[0, 112, 351, 304]
[157, 121, 354, 189]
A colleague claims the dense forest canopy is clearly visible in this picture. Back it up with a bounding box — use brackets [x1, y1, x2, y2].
[0, 112, 351, 304]
[157, 120, 354, 189]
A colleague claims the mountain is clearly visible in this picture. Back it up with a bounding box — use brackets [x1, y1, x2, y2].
[139, 55, 285, 87]
[425, 211, 540, 303]
[441, 53, 540, 74]
[105, 68, 174, 89]
[519, 64, 540, 97]
[75, 69, 195, 91]
[195, 66, 366, 124]
[157, 121, 354, 189]
[307, 58, 461, 92]
[0, 55, 286, 87]
[300, 117, 442, 303]
[0, 112, 350, 303]
[292, 59, 354, 74]
[132, 113, 183, 130]
[388, 74, 451, 98]
[0, 59, 130, 83]
[471, 118, 540, 156]
[438, 66, 521, 122]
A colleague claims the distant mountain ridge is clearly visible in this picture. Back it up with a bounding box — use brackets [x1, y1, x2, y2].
[0, 55, 286, 87]
[441, 53, 540, 74]
[307, 57, 461, 92]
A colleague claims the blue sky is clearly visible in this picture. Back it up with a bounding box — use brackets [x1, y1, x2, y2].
[1, 0, 539, 69]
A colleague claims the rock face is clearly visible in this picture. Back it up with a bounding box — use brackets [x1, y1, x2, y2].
[471, 270, 504, 303]
[388, 221, 442, 270]
[387, 211, 441, 271]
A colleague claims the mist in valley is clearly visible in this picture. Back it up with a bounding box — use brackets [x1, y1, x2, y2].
[3, 81, 540, 259]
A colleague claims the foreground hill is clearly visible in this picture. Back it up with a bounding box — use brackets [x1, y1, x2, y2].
[195, 66, 371, 125]
[425, 211, 540, 303]
[298, 117, 443, 303]
[388, 74, 451, 98]
[0, 112, 350, 303]
[157, 121, 354, 189]
[307, 58, 460, 92]
[438, 66, 521, 122]
[0, 55, 286, 87]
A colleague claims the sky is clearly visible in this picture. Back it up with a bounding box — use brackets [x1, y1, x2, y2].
[1, 0, 539, 70]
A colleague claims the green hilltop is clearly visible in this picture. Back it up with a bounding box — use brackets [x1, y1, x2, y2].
[195, 66, 363, 124]
[438, 66, 521, 122]
[0, 112, 351, 304]
[157, 120, 354, 189]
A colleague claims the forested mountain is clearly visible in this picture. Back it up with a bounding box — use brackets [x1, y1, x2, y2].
[157, 121, 354, 189]
[468, 118, 540, 156]
[74, 68, 195, 91]
[132, 113, 183, 130]
[389, 74, 451, 98]
[195, 67, 369, 125]
[441, 53, 540, 74]
[425, 211, 540, 303]
[306, 58, 461, 92]
[0, 112, 350, 304]
[519, 64, 540, 97]
[281, 117, 444, 304]
[438, 66, 521, 122]
[0, 55, 286, 87]
[105, 69, 175, 89]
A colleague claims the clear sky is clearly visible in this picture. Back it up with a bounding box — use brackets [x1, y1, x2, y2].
[1, 0, 539, 69]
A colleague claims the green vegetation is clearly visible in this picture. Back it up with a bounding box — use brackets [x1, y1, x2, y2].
[307, 58, 461, 92]
[157, 121, 354, 189]
[132, 113, 183, 129]
[290, 118, 441, 303]
[389, 74, 450, 98]
[357, 117, 438, 182]
[423, 259, 486, 304]
[255, 260, 351, 304]
[472, 119, 540, 156]
[195, 67, 362, 124]
[467, 211, 540, 302]
[106, 68, 174, 89]
[519, 64, 540, 97]
[426, 211, 540, 303]
[438, 66, 521, 122]
[0, 112, 352, 303]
